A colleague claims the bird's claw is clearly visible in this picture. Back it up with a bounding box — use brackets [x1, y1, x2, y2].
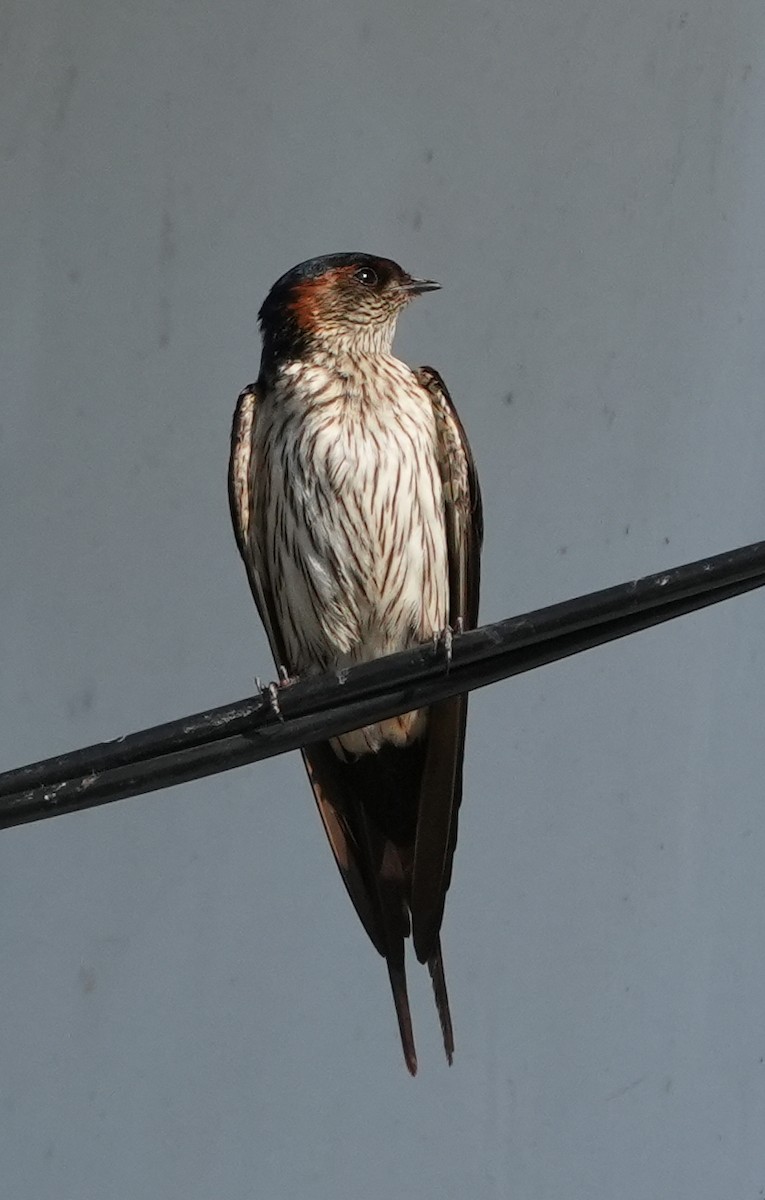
[256, 665, 298, 723]
[266, 681, 284, 722]
[441, 625, 453, 671]
[434, 621, 463, 673]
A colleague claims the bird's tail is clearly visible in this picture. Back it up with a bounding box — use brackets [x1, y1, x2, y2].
[427, 937, 454, 1066]
[386, 953, 417, 1075]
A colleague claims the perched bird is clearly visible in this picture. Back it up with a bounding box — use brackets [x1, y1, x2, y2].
[228, 253, 482, 1074]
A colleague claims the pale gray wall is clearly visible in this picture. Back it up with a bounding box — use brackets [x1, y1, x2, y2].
[3, 2, 765, 1197]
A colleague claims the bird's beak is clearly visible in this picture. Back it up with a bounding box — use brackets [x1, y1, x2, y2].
[401, 276, 441, 296]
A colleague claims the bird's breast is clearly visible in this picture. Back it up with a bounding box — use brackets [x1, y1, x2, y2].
[259, 357, 449, 740]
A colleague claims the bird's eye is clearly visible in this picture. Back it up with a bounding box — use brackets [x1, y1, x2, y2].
[353, 266, 378, 287]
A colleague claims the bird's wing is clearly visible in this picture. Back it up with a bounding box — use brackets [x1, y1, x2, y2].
[229, 384, 416, 1062]
[410, 366, 483, 965]
[228, 384, 288, 667]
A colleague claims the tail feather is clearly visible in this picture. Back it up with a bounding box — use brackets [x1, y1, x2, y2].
[427, 938, 454, 1066]
[301, 739, 458, 1073]
[387, 955, 417, 1075]
[353, 804, 418, 1075]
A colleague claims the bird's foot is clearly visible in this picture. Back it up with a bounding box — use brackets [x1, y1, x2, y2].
[254, 672, 290, 723]
[277, 664, 297, 687]
[266, 681, 285, 722]
[433, 619, 464, 673]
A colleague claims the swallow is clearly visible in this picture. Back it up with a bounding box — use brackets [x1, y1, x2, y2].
[229, 253, 482, 1073]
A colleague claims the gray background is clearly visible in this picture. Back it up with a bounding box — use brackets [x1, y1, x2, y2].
[2, 2, 765, 1197]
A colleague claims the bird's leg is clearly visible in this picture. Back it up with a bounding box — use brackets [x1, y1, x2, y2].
[254, 676, 278, 718]
[254, 671, 292, 723]
[440, 624, 453, 671]
[266, 681, 285, 722]
[432, 617, 466, 674]
[432, 618, 460, 673]
[265, 665, 299, 722]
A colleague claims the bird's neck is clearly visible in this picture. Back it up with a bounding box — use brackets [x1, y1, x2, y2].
[265, 344, 415, 417]
[262, 333, 401, 391]
[311, 317, 398, 359]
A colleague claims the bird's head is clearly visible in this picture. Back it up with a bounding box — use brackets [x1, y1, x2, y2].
[258, 253, 440, 367]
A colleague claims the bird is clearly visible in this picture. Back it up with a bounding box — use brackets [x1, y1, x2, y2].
[228, 253, 482, 1074]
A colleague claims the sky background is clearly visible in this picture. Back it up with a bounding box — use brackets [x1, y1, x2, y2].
[3, 1, 765, 1197]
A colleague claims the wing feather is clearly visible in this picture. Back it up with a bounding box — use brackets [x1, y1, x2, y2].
[410, 366, 483, 964]
[228, 385, 288, 667]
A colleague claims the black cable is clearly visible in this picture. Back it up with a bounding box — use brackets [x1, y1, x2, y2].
[1, 539, 763, 830]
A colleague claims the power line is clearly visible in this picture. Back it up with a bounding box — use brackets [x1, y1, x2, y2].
[1, 539, 763, 831]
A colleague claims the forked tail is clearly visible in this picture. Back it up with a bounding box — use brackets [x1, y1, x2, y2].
[386, 935, 454, 1075]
